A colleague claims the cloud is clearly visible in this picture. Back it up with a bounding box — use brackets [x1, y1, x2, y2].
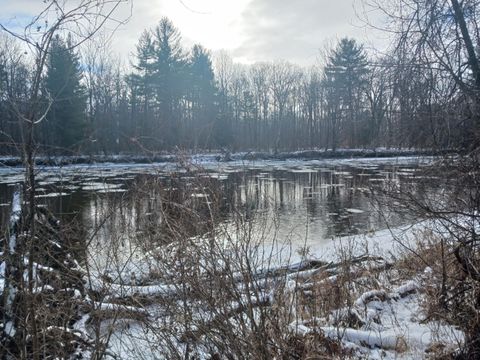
[232, 0, 370, 65]
[109, 0, 251, 63]
[0, 0, 383, 66]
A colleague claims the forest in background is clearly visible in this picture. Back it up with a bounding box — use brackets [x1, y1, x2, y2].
[1, 0, 480, 358]
[0, 10, 477, 156]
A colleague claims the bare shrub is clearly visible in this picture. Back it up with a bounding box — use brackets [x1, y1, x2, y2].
[373, 153, 480, 359]
[76, 163, 368, 359]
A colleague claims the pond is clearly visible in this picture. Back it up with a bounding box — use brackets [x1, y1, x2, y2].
[0, 157, 435, 257]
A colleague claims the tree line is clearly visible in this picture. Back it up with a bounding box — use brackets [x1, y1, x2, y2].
[0, 12, 476, 155]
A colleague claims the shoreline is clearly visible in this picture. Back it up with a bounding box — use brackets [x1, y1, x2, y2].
[0, 148, 455, 167]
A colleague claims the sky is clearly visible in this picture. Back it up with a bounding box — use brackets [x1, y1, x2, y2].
[0, 0, 386, 66]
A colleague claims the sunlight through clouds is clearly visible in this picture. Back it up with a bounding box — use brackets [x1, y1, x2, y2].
[0, 0, 381, 65]
[159, 0, 251, 50]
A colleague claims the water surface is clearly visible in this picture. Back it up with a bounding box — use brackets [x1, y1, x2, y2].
[0, 157, 433, 252]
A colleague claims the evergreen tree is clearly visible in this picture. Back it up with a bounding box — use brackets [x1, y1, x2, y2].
[152, 17, 187, 148]
[44, 35, 86, 151]
[134, 30, 156, 113]
[131, 17, 188, 149]
[189, 44, 217, 148]
[134, 30, 155, 77]
[127, 30, 156, 145]
[323, 38, 369, 149]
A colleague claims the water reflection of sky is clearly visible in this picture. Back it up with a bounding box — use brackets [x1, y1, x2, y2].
[0, 158, 432, 243]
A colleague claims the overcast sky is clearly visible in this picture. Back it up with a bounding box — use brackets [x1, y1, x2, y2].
[0, 0, 385, 65]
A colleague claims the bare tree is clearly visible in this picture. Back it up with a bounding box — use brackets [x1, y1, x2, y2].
[270, 61, 301, 153]
[362, 0, 480, 357]
[250, 63, 271, 150]
[363, 0, 480, 148]
[0, 1, 130, 358]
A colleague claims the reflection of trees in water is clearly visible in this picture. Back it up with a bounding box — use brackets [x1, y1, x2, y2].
[224, 167, 374, 237]
[82, 173, 228, 251]
[0, 163, 437, 251]
[0, 185, 14, 228]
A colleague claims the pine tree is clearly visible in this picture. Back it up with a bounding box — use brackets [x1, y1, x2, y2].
[130, 18, 188, 149]
[189, 44, 217, 148]
[44, 35, 86, 151]
[152, 17, 187, 148]
[323, 38, 369, 149]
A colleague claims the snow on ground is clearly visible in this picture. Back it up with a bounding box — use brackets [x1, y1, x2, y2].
[0, 155, 460, 358]
[0, 148, 445, 168]
[292, 276, 463, 359]
[90, 219, 464, 359]
[253, 218, 431, 268]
